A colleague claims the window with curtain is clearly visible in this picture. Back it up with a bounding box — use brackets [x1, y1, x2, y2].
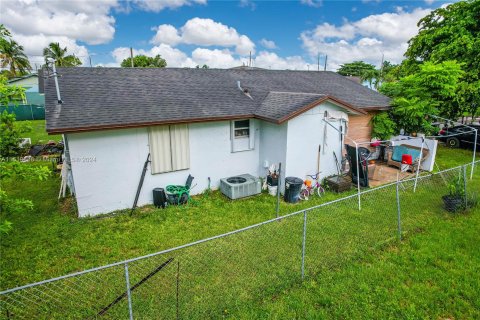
[148, 124, 190, 174]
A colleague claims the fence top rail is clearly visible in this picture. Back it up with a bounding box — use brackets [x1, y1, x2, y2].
[1, 160, 478, 295]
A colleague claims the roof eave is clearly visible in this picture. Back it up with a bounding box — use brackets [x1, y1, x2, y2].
[361, 106, 391, 111]
[47, 114, 256, 135]
[275, 95, 367, 124]
[47, 96, 375, 134]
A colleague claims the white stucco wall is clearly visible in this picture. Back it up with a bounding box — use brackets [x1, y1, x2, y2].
[67, 101, 351, 216]
[258, 121, 288, 182]
[285, 102, 345, 182]
[67, 120, 260, 216]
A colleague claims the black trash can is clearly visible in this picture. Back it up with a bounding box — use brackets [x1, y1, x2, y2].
[284, 177, 303, 203]
[153, 188, 167, 208]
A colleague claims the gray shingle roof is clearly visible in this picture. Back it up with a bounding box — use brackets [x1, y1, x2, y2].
[45, 67, 390, 133]
[256, 92, 325, 120]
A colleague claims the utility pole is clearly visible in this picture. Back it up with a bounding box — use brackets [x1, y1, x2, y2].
[324, 55, 328, 71]
[379, 53, 385, 79]
[317, 52, 320, 71]
[130, 47, 134, 68]
[249, 51, 252, 67]
[89, 56, 92, 68]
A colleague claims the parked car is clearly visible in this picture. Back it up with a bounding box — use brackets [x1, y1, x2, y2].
[438, 125, 480, 149]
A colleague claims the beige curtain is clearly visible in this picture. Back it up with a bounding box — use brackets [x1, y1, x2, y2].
[170, 124, 190, 171]
[148, 124, 190, 174]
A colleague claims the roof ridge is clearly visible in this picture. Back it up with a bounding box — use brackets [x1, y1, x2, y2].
[268, 91, 325, 96]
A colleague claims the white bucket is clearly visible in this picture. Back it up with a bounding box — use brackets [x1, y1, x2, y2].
[267, 185, 278, 196]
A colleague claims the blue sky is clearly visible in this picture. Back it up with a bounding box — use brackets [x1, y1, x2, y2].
[2, 0, 449, 70]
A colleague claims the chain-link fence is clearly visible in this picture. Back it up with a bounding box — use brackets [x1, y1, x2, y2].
[1, 161, 479, 319]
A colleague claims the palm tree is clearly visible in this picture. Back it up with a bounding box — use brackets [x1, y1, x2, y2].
[361, 68, 380, 90]
[0, 24, 11, 40]
[43, 42, 82, 67]
[0, 39, 31, 77]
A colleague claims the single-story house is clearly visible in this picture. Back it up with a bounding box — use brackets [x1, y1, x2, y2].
[44, 68, 390, 217]
[3, 74, 46, 120]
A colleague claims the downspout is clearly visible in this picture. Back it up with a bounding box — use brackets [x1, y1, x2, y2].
[50, 60, 62, 104]
[63, 134, 76, 196]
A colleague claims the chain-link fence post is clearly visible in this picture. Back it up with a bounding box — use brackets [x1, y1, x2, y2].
[276, 162, 282, 218]
[301, 210, 308, 280]
[124, 263, 134, 320]
[176, 261, 180, 320]
[463, 165, 468, 209]
[395, 177, 402, 241]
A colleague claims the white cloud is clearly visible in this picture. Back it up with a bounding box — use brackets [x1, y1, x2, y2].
[2, 0, 206, 67]
[259, 38, 277, 49]
[110, 45, 310, 70]
[191, 48, 242, 68]
[111, 45, 196, 68]
[11, 33, 89, 65]
[112, 46, 240, 68]
[239, 0, 256, 10]
[150, 44, 196, 67]
[301, 0, 323, 8]
[300, 7, 432, 70]
[1, 0, 121, 67]
[2, 0, 117, 45]
[150, 24, 182, 46]
[150, 18, 255, 55]
[254, 51, 309, 70]
[132, 0, 206, 12]
[357, 37, 383, 46]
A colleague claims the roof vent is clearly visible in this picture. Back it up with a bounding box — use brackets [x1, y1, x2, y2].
[237, 81, 253, 100]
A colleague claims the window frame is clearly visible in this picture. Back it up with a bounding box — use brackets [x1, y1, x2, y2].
[148, 124, 190, 174]
[231, 119, 255, 153]
[233, 119, 250, 139]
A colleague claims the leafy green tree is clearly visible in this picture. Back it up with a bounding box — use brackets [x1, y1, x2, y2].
[0, 76, 30, 157]
[371, 112, 397, 140]
[0, 30, 32, 77]
[337, 61, 376, 77]
[121, 54, 167, 68]
[0, 76, 49, 234]
[405, 0, 480, 122]
[338, 61, 380, 89]
[379, 61, 400, 83]
[196, 64, 209, 69]
[43, 42, 82, 67]
[378, 61, 464, 134]
[362, 68, 380, 89]
[0, 76, 25, 106]
[0, 24, 12, 45]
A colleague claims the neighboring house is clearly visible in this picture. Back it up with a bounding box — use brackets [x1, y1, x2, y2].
[44, 68, 390, 217]
[3, 74, 45, 120]
[7, 74, 39, 88]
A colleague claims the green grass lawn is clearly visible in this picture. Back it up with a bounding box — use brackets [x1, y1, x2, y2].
[19, 119, 62, 144]
[235, 205, 480, 319]
[0, 145, 478, 319]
